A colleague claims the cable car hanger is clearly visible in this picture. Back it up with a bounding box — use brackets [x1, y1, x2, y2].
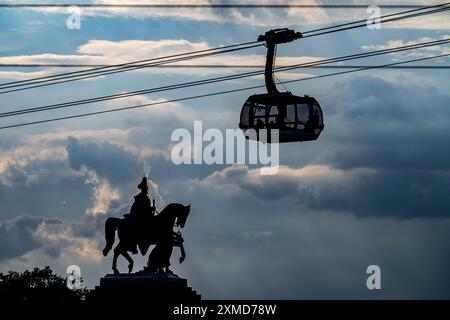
[258, 28, 302, 95]
[240, 28, 325, 143]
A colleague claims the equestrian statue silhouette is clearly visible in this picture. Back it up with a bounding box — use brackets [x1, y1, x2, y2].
[102, 177, 190, 274]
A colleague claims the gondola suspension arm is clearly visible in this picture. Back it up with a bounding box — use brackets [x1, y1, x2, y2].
[258, 29, 303, 94]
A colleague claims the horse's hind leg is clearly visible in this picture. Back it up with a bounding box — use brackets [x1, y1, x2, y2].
[122, 251, 134, 273]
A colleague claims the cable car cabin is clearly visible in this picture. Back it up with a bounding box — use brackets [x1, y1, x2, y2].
[239, 28, 325, 143]
[240, 93, 324, 143]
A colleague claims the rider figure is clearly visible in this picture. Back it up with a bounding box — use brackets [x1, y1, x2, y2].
[130, 177, 154, 218]
[126, 177, 156, 254]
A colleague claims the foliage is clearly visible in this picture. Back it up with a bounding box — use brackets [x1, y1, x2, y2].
[0, 266, 87, 302]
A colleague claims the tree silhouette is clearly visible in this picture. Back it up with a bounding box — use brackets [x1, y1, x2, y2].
[0, 266, 86, 302]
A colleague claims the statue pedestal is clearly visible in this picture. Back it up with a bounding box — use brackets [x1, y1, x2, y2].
[90, 272, 201, 302]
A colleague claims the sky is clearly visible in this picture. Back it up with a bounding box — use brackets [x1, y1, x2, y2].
[0, 0, 450, 299]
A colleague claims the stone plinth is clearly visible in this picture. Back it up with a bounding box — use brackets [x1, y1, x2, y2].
[90, 272, 201, 302]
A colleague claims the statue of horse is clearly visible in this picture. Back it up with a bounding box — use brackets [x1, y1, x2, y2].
[102, 203, 190, 274]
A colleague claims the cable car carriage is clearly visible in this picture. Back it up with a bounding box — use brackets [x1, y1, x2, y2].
[239, 29, 324, 143]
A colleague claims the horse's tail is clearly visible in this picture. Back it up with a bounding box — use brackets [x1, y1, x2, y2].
[102, 217, 121, 256]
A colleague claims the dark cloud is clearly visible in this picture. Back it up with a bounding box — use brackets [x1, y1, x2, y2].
[0, 215, 61, 261]
[317, 76, 450, 171]
[325, 75, 450, 121]
[193, 165, 450, 218]
[0, 159, 93, 221]
[66, 136, 148, 187]
[174, 183, 450, 299]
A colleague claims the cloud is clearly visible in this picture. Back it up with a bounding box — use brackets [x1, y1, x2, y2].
[361, 35, 450, 61]
[66, 136, 148, 186]
[0, 53, 116, 80]
[0, 157, 93, 221]
[29, 0, 227, 22]
[182, 207, 450, 299]
[0, 128, 164, 233]
[325, 74, 450, 121]
[0, 213, 105, 265]
[316, 75, 450, 172]
[0, 128, 155, 222]
[0, 70, 53, 81]
[0, 37, 325, 80]
[192, 164, 450, 218]
[162, 161, 450, 299]
[21, 0, 450, 29]
[0, 131, 164, 266]
[0, 215, 62, 260]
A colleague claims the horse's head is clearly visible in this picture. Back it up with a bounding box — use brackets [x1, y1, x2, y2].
[176, 204, 190, 228]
